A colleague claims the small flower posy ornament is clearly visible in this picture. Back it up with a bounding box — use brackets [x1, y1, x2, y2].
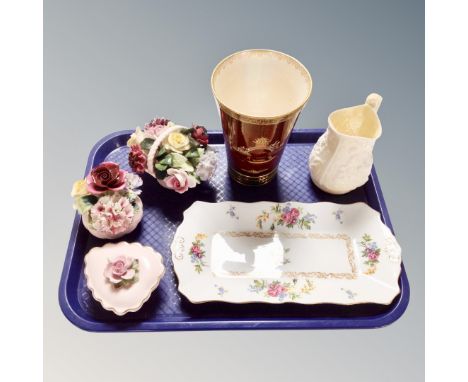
[71, 162, 144, 239]
[104, 256, 139, 288]
[127, 117, 217, 194]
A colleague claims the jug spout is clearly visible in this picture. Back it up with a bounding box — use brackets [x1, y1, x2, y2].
[328, 93, 383, 140]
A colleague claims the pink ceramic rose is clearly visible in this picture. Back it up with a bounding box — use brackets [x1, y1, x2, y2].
[86, 162, 127, 195]
[267, 283, 286, 297]
[144, 117, 170, 137]
[162, 168, 196, 194]
[104, 255, 138, 286]
[282, 208, 300, 225]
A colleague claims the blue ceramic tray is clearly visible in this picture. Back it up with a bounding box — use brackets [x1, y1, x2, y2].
[59, 129, 410, 331]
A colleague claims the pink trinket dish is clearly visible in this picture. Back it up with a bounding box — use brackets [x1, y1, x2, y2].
[84, 242, 165, 316]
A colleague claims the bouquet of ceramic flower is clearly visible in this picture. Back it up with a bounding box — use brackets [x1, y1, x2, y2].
[127, 118, 217, 194]
[71, 162, 144, 239]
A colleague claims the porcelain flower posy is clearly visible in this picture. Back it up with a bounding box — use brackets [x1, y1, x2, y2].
[71, 161, 144, 239]
[127, 117, 217, 193]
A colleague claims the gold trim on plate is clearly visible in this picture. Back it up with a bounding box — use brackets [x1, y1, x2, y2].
[220, 231, 357, 279]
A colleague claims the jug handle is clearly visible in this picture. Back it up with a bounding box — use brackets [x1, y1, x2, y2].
[365, 93, 383, 113]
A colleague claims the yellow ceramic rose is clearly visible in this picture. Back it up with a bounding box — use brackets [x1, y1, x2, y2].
[71, 179, 88, 197]
[164, 132, 191, 153]
[126, 127, 145, 147]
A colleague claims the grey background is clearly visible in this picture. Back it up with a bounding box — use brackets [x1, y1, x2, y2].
[44, 0, 424, 381]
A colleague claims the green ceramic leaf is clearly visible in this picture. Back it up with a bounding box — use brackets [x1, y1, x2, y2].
[185, 148, 200, 158]
[158, 154, 173, 166]
[155, 163, 168, 172]
[171, 153, 194, 172]
[188, 136, 199, 148]
[157, 146, 166, 158]
[140, 138, 155, 153]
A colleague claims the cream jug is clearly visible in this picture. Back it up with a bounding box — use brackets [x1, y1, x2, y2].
[309, 93, 383, 194]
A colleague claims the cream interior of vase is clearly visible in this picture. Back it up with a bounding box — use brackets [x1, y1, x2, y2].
[330, 105, 382, 139]
[212, 50, 312, 118]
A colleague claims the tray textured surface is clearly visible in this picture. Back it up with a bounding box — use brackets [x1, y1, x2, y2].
[59, 130, 409, 331]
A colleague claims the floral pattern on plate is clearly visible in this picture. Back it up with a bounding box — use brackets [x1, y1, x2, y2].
[341, 288, 357, 300]
[248, 278, 314, 301]
[360, 233, 381, 274]
[189, 233, 208, 273]
[256, 203, 317, 230]
[333, 209, 344, 224]
[214, 284, 228, 296]
[226, 205, 239, 220]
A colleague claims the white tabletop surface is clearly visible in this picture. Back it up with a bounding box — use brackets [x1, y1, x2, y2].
[44, 0, 424, 381]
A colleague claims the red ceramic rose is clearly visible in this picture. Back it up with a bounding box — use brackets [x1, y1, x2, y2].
[191, 125, 209, 146]
[128, 145, 147, 174]
[86, 162, 127, 195]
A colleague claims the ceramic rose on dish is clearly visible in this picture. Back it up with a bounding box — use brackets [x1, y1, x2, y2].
[127, 118, 217, 194]
[71, 162, 144, 239]
[104, 255, 139, 287]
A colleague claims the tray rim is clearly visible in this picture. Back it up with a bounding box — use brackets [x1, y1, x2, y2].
[58, 129, 410, 332]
